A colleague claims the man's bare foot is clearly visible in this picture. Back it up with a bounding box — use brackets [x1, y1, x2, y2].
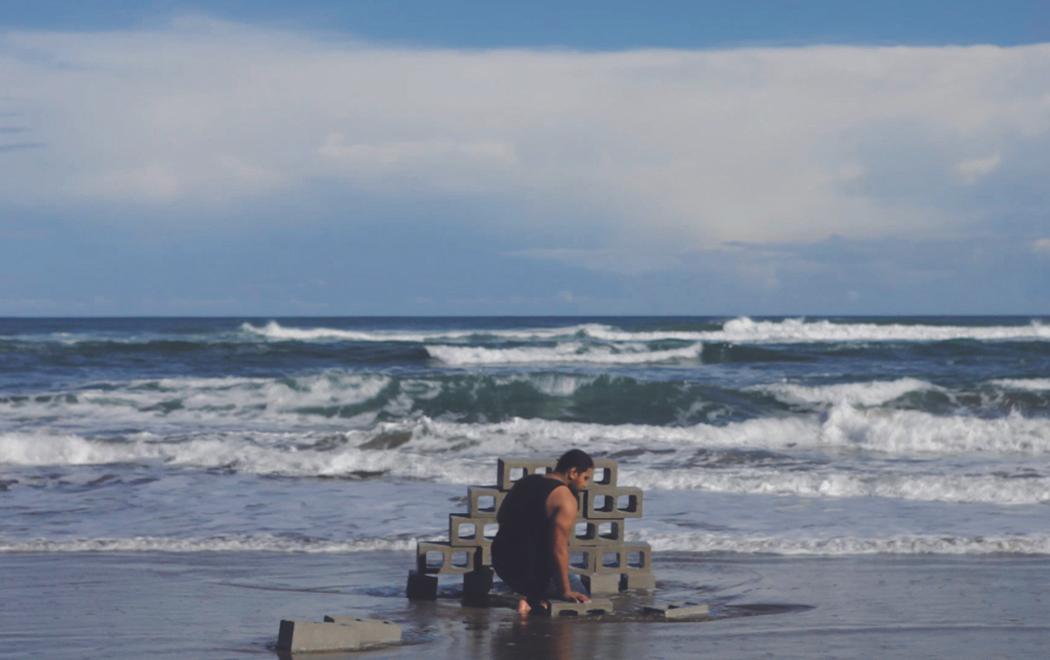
[515, 597, 532, 616]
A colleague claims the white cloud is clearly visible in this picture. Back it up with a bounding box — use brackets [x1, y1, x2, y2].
[1033, 238, 1050, 254]
[1, 20, 1048, 248]
[954, 152, 1001, 184]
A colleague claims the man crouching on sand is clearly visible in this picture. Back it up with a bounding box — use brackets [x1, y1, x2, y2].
[492, 449, 594, 615]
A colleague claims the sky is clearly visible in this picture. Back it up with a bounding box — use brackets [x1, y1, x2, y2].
[0, 1, 1048, 316]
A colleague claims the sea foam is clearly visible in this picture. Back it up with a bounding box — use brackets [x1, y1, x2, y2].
[425, 342, 703, 365]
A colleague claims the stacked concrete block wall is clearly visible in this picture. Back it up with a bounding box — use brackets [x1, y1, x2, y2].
[406, 456, 653, 602]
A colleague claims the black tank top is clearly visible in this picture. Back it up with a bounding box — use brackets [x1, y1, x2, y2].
[491, 475, 567, 598]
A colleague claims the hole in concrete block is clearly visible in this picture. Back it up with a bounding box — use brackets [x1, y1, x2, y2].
[601, 551, 621, 569]
[616, 494, 638, 513]
[598, 521, 619, 539]
[593, 467, 611, 485]
[483, 522, 499, 539]
[558, 610, 580, 617]
[569, 550, 588, 569]
[593, 494, 614, 512]
[451, 550, 470, 568]
[627, 550, 646, 569]
[575, 521, 595, 540]
[476, 495, 496, 512]
[424, 551, 445, 570]
[456, 522, 477, 540]
[509, 467, 525, 482]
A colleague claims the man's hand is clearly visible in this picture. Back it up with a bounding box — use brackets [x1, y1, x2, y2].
[562, 590, 590, 603]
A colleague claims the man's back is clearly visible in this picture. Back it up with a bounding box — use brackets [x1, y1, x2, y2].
[491, 474, 564, 598]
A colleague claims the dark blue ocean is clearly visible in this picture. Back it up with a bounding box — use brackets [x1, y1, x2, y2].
[3, 315, 1049, 557]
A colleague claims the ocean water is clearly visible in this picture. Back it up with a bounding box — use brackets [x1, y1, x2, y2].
[3, 315, 1049, 561]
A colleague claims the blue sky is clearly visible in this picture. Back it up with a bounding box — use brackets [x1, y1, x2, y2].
[1, 2, 1048, 315]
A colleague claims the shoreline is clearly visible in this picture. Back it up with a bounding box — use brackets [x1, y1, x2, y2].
[3, 550, 1049, 659]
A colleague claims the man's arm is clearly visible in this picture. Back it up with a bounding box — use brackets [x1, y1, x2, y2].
[548, 486, 590, 603]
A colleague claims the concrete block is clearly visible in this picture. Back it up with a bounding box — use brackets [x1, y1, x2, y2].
[416, 541, 477, 575]
[547, 598, 614, 617]
[277, 619, 399, 653]
[573, 571, 622, 595]
[643, 602, 710, 619]
[620, 542, 653, 574]
[467, 486, 505, 518]
[590, 458, 618, 487]
[621, 571, 656, 591]
[497, 457, 556, 490]
[462, 567, 494, 602]
[571, 518, 625, 546]
[322, 616, 402, 645]
[585, 486, 643, 519]
[449, 514, 499, 547]
[405, 570, 438, 600]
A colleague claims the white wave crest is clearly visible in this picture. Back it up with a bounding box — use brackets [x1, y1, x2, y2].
[990, 378, 1050, 392]
[0, 372, 393, 431]
[758, 378, 938, 406]
[624, 466, 1050, 505]
[425, 342, 703, 365]
[639, 532, 1050, 556]
[706, 317, 1050, 343]
[0, 534, 421, 554]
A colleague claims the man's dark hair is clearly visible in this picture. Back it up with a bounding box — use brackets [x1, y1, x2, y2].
[555, 449, 594, 474]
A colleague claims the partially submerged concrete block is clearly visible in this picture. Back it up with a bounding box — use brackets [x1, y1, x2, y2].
[417, 541, 478, 574]
[467, 486, 505, 518]
[643, 602, 710, 619]
[276, 619, 399, 653]
[405, 570, 438, 600]
[585, 486, 643, 519]
[322, 616, 402, 645]
[621, 571, 656, 591]
[496, 457, 556, 490]
[463, 567, 494, 602]
[574, 571, 622, 596]
[547, 598, 614, 617]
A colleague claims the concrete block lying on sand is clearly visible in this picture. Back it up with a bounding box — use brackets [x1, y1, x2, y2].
[276, 618, 400, 653]
[547, 598, 614, 617]
[405, 569, 438, 600]
[322, 616, 401, 645]
[642, 602, 710, 619]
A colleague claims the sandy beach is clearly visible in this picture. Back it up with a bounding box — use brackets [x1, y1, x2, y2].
[3, 549, 1048, 659]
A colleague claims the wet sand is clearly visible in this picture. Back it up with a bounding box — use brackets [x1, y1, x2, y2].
[2, 550, 1048, 659]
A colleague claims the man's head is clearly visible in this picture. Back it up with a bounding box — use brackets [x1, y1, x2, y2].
[554, 449, 594, 494]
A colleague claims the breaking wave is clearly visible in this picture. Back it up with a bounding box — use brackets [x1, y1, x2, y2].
[425, 343, 703, 365]
[0, 534, 421, 554]
[757, 378, 937, 406]
[640, 532, 1050, 556]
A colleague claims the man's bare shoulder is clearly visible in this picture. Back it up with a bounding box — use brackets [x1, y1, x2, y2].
[545, 482, 577, 517]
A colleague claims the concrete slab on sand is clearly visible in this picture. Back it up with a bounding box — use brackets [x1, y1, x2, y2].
[547, 598, 614, 617]
[643, 602, 711, 619]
